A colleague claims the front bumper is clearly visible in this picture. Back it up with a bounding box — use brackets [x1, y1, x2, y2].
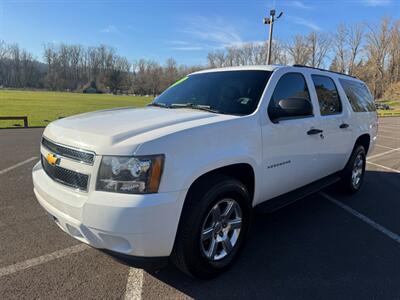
[32, 162, 186, 257]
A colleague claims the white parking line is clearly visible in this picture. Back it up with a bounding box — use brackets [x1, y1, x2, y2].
[379, 123, 400, 126]
[124, 267, 144, 300]
[379, 125, 400, 129]
[375, 144, 395, 150]
[320, 193, 400, 244]
[378, 135, 400, 141]
[367, 161, 400, 173]
[379, 129, 400, 134]
[368, 148, 400, 160]
[0, 244, 88, 278]
[0, 156, 38, 175]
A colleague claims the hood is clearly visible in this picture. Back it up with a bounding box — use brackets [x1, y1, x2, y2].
[43, 107, 219, 154]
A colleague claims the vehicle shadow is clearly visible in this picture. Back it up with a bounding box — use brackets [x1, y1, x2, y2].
[142, 170, 400, 299]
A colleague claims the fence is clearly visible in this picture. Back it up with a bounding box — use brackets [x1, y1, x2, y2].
[378, 111, 400, 117]
[0, 116, 28, 128]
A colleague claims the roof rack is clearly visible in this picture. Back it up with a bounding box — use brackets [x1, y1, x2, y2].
[292, 64, 357, 79]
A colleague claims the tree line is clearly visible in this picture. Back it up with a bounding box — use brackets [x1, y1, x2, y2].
[0, 17, 399, 99]
[208, 17, 400, 99]
[0, 42, 202, 95]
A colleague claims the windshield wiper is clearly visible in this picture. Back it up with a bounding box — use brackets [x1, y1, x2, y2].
[170, 103, 222, 114]
[148, 102, 169, 108]
[149, 102, 224, 114]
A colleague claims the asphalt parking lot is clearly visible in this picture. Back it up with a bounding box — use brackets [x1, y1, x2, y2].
[0, 117, 399, 299]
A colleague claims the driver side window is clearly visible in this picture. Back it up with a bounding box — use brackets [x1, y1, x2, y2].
[268, 73, 312, 120]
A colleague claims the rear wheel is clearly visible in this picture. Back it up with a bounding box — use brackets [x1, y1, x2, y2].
[339, 145, 366, 194]
[172, 175, 251, 279]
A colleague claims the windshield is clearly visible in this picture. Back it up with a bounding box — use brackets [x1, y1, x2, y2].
[153, 70, 272, 116]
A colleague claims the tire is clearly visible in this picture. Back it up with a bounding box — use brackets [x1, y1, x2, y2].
[339, 145, 366, 194]
[172, 174, 252, 279]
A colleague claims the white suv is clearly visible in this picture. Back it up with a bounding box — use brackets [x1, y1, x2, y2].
[32, 65, 378, 278]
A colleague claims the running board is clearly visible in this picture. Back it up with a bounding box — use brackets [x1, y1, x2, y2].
[255, 173, 341, 213]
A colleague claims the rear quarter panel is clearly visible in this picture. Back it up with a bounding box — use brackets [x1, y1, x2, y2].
[334, 75, 379, 158]
[351, 111, 378, 156]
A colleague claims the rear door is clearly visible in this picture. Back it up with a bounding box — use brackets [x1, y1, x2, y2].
[310, 74, 353, 175]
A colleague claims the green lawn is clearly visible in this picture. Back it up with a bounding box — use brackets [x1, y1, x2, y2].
[378, 109, 400, 117]
[2, 89, 399, 128]
[377, 99, 400, 117]
[378, 100, 400, 107]
[0, 90, 152, 128]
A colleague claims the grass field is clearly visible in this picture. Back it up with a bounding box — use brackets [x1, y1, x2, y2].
[1, 89, 399, 128]
[0, 90, 152, 128]
[377, 110, 400, 117]
[377, 100, 400, 117]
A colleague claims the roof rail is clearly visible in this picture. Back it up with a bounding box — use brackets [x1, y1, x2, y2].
[292, 64, 357, 79]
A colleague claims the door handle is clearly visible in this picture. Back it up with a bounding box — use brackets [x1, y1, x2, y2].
[339, 123, 350, 129]
[307, 129, 323, 135]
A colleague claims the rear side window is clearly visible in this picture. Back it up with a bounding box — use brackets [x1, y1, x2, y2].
[339, 79, 376, 112]
[269, 73, 311, 108]
[312, 75, 342, 116]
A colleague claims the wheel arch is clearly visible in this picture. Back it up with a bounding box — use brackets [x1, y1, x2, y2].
[354, 133, 371, 155]
[185, 163, 256, 206]
[172, 163, 255, 278]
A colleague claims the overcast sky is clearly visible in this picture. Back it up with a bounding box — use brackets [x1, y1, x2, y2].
[1, 0, 399, 65]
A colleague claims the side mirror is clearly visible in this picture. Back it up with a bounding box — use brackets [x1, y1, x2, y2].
[269, 97, 313, 122]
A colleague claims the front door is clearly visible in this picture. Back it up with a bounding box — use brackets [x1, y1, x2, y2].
[260, 72, 326, 202]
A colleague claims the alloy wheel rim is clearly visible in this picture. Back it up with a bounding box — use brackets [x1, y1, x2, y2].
[352, 153, 364, 188]
[200, 198, 242, 261]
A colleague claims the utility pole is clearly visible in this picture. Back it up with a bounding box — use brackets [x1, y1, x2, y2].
[263, 9, 283, 65]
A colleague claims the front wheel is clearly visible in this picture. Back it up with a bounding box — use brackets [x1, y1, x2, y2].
[339, 145, 366, 194]
[172, 175, 251, 279]
[200, 198, 243, 262]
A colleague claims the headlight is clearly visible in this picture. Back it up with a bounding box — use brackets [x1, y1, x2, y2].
[96, 155, 164, 194]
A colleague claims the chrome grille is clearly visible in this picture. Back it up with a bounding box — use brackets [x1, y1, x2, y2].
[41, 155, 89, 191]
[42, 137, 95, 165]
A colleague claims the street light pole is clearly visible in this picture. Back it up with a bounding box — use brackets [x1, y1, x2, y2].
[263, 9, 283, 65]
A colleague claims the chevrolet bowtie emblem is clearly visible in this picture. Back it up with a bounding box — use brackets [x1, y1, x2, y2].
[46, 153, 60, 166]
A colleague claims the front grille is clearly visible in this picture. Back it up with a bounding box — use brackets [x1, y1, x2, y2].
[41, 155, 89, 191]
[42, 137, 95, 165]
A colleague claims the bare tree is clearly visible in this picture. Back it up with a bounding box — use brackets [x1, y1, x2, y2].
[1, 16, 400, 102]
[348, 23, 364, 75]
[207, 41, 286, 67]
[286, 35, 311, 65]
[333, 23, 348, 73]
[162, 58, 179, 90]
[388, 20, 400, 84]
[365, 17, 392, 98]
[307, 31, 331, 68]
[207, 50, 227, 68]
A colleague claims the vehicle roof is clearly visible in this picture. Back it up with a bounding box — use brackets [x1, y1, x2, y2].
[191, 65, 283, 75]
[190, 64, 364, 84]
